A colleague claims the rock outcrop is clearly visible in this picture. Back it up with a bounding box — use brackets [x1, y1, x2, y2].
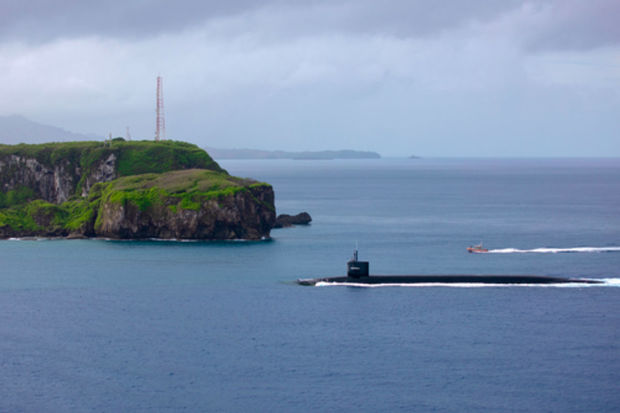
[274, 212, 312, 228]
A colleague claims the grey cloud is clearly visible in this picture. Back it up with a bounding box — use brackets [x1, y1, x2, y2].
[0, 0, 525, 43]
[266, 0, 525, 39]
[524, 0, 620, 52]
[2, 0, 618, 52]
[0, 0, 263, 42]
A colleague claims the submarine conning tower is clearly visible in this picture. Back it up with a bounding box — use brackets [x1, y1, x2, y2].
[347, 249, 369, 278]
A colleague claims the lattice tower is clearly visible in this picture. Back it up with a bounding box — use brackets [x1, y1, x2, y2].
[155, 76, 166, 141]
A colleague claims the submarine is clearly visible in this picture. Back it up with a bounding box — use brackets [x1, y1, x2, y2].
[297, 249, 602, 286]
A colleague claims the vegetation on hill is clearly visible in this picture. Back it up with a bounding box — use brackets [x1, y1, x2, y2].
[0, 139, 223, 177]
[0, 199, 96, 235]
[0, 186, 35, 209]
[96, 168, 271, 215]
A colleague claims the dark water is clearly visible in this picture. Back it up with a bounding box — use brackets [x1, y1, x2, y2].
[1, 158, 619, 412]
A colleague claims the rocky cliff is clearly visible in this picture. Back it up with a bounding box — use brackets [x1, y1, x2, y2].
[94, 170, 275, 240]
[0, 141, 275, 240]
[0, 139, 223, 206]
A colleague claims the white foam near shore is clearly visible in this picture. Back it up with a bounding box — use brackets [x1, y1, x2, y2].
[486, 246, 620, 254]
[7, 237, 51, 241]
[3, 236, 269, 243]
[315, 278, 620, 288]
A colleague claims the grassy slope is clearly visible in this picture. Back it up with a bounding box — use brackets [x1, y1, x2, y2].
[98, 169, 269, 213]
[0, 139, 222, 175]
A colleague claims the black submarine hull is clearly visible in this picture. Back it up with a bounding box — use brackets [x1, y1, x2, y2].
[297, 274, 602, 286]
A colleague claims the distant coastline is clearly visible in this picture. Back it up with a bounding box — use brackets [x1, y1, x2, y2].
[205, 147, 381, 160]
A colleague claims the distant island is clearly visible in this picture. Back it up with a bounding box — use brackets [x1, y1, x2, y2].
[0, 114, 98, 144]
[0, 140, 275, 240]
[205, 147, 381, 160]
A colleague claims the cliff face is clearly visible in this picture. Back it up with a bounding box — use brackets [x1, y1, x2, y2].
[96, 185, 274, 240]
[0, 152, 117, 203]
[0, 140, 223, 205]
[81, 153, 118, 197]
[0, 142, 275, 240]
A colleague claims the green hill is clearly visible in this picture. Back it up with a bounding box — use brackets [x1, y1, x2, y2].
[0, 139, 224, 206]
[0, 140, 275, 240]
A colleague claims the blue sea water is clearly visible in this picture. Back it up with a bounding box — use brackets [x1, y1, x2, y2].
[1, 158, 619, 412]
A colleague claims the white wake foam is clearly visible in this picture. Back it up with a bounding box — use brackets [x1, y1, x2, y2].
[486, 246, 620, 254]
[315, 279, 620, 288]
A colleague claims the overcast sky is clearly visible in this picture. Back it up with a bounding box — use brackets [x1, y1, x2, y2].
[1, 0, 618, 156]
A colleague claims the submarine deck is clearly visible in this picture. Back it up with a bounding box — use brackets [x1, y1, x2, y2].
[297, 274, 602, 286]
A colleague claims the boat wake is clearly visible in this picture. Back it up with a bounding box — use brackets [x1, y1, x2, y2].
[315, 278, 620, 288]
[486, 246, 620, 254]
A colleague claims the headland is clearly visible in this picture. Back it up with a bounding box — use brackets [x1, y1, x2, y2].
[0, 139, 275, 240]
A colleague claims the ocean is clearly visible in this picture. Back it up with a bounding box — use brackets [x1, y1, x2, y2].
[1, 158, 619, 412]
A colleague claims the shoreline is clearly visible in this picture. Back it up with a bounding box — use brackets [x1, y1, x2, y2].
[3, 236, 273, 243]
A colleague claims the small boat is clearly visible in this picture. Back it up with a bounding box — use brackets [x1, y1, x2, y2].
[467, 243, 488, 253]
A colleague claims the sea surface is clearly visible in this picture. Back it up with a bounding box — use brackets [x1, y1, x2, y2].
[1, 158, 619, 412]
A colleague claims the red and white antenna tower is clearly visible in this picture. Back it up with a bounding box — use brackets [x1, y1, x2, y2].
[155, 76, 166, 141]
